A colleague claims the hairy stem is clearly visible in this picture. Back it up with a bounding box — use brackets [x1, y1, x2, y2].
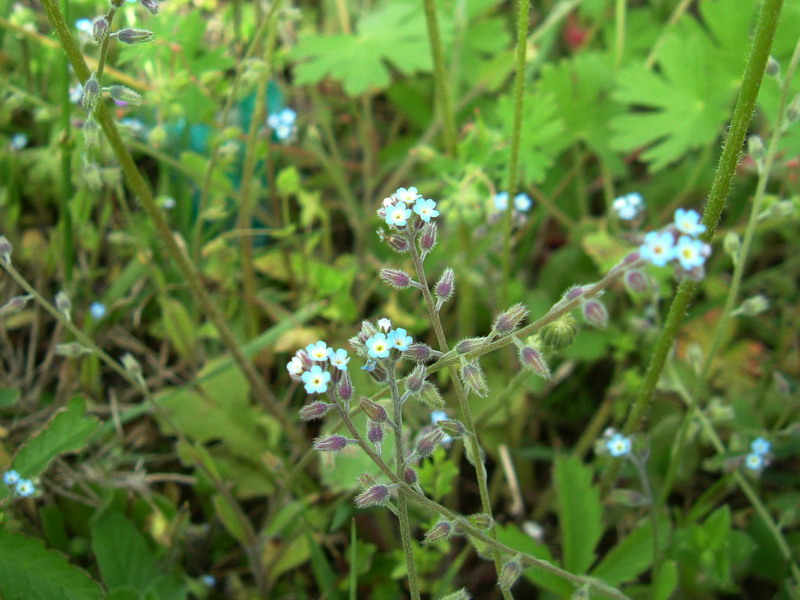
[421, 0, 457, 155]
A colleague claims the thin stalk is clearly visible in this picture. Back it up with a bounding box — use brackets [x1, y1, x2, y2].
[602, 0, 784, 490]
[407, 238, 513, 599]
[630, 454, 661, 599]
[422, 0, 457, 155]
[388, 370, 421, 600]
[39, 0, 307, 448]
[614, 0, 626, 69]
[58, 0, 74, 285]
[501, 0, 531, 306]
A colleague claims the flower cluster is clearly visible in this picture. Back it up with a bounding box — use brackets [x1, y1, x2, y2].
[267, 108, 297, 142]
[612, 192, 644, 221]
[2, 469, 35, 498]
[744, 436, 772, 472]
[287, 341, 351, 397]
[639, 208, 711, 277]
[494, 191, 533, 213]
[380, 187, 440, 228]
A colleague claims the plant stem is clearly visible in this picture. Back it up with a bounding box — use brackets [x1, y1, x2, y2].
[422, 0, 457, 155]
[614, 0, 626, 69]
[58, 0, 74, 286]
[388, 370, 421, 600]
[501, 0, 530, 306]
[39, 0, 307, 448]
[602, 0, 784, 490]
[407, 238, 514, 600]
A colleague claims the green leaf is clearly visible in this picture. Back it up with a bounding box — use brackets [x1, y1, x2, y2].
[0, 527, 102, 600]
[591, 517, 670, 585]
[212, 495, 250, 545]
[91, 511, 161, 592]
[159, 296, 197, 361]
[494, 523, 572, 596]
[653, 560, 678, 600]
[13, 397, 100, 478]
[554, 454, 603, 574]
[306, 531, 341, 600]
[0, 387, 20, 407]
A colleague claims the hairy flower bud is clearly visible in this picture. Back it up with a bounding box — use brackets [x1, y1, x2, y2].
[460, 361, 488, 397]
[499, 559, 522, 591]
[366, 362, 388, 384]
[55, 291, 72, 321]
[787, 93, 800, 124]
[582, 299, 608, 328]
[493, 303, 528, 334]
[437, 419, 466, 439]
[83, 117, 100, 148]
[540, 314, 578, 349]
[360, 398, 387, 422]
[467, 513, 494, 530]
[0, 235, 12, 263]
[414, 427, 444, 459]
[298, 401, 333, 421]
[354, 484, 390, 508]
[403, 466, 418, 485]
[337, 372, 353, 401]
[108, 85, 143, 106]
[81, 73, 101, 112]
[405, 364, 427, 393]
[766, 55, 780, 76]
[624, 269, 651, 294]
[380, 230, 410, 253]
[748, 135, 765, 163]
[92, 16, 108, 43]
[313, 435, 352, 452]
[455, 337, 486, 354]
[565, 286, 584, 301]
[55, 342, 93, 358]
[121, 353, 142, 380]
[380, 268, 413, 289]
[115, 28, 155, 44]
[419, 222, 438, 252]
[424, 521, 453, 543]
[734, 294, 770, 317]
[518, 346, 551, 379]
[367, 421, 384, 445]
[434, 268, 455, 304]
[404, 343, 434, 362]
[0, 295, 31, 316]
[413, 381, 445, 409]
[139, 0, 159, 14]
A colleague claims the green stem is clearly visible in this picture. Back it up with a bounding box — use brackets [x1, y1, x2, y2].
[39, 0, 306, 448]
[602, 0, 784, 490]
[422, 0, 457, 155]
[614, 0, 626, 69]
[407, 238, 514, 600]
[59, 0, 74, 285]
[501, 0, 530, 306]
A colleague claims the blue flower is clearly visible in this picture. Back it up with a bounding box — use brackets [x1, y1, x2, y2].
[387, 328, 412, 351]
[305, 341, 329, 362]
[639, 231, 676, 267]
[606, 433, 631, 457]
[267, 108, 297, 141]
[119, 118, 147, 137]
[674, 208, 706, 236]
[3, 470, 20, 485]
[493, 192, 509, 211]
[365, 333, 391, 358]
[75, 18, 93, 33]
[10, 133, 28, 150]
[361, 359, 377, 372]
[395, 187, 422, 204]
[612, 193, 644, 220]
[15, 479, 35, 497]
[327, 348, 350, 371]
[745, 452, 765, 471]
[90, 302, 106, 320]
[431, 411, 452, 443]
[514, 193, 532, 212]
[301, 365, 331, 394]
[674, 236, 706, 270]
[413, 198, 439, 222]
[751, 437, 771, 455]
[200, 575, 216, 587]
[385, 202, 412, 227]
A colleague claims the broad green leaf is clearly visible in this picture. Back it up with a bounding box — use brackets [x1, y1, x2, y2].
[91, 511, 161, 592]
[554, 454, 603, 574]
[0, 387, 20, 407]
[653, 560, 678, 600]
[306, 531, 341, 600]
[212, 495, 250, 545]
[591, 517, 670, 585]
[0, 527, 102, 600]
[495, 523, 573, 596]
[13, 397, 100, 478]
[159, 296, 197, 361]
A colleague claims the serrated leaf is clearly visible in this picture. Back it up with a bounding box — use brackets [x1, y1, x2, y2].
[91, 511, 161, 591]
[13, 397, 100, 478]
[0, 527, 103, 600]
[554, 455, 603, 574]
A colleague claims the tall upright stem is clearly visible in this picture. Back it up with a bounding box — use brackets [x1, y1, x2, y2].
[422, 0, 457, 155]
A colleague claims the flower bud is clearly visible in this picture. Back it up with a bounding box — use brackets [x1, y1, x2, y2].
[413, 381, 445, 409]
[380, 268, 413, 289]
[368, 421, 384, 445]
[734, 294, 769, 317]
[748, 135, 765, 163]
[460, 361, 488, 397]
[565, 286, 584, 301]
[0, 235, 12, 263]
[540, 314, 578, 349]
[108, 85, 143, 106]
[55, 342, 93, 357]
[723, 231, 741, 261]
[499, 558, 522, 591]
[359, 398, 387, 422]
[414, 427, 444, 459]
[518, 346, 551, 379]
[92, 16, 108, 43]
[455, 337, 485, 354]
[55, 291, 72, 321]
[357, 473, 377, 489]
[404, 343, 434, 362]
[298, 401, 333, 421]
[624, 269, 651, 294]
[437, 419, 466, 439]
[582, 299, 608, 328]
[406, 364, 427, 393]
[337, 372, 353, 401]
[121, 353, 142, 380]
[81, 74, 101, 112]
[139, 0, 159, 14]
[313, 435, 352, 452]
[434, 268, 455, 303]
[380, 230, 410, 253]
[0, 295, 31, 316]
[366, 361, 388, 383]
[403, 466, 418, 485]
[354, 484, 390, 508]
[424, 521, 453, 543]
[467, 513, 493, 530]
[766, 55, 780, 76]
[419, 222, 438, 252]
[493, 303, 528, 334]
[83, 117, 100, 148]
[787, 93, 800, 124]
[115, 28, 155, 44]
[571, 585, 591, 599]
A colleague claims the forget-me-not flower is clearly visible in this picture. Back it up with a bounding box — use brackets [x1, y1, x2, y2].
[366, 333, 391, 358]
[287, 356, 304, 377]
[385, 202, 412, 227]
[396, 187, 422, 204]
[387, 328, 412, 351]
[413, 198, 439, 222]
[90, 302, 106, 320]
[327, 348, 350, 371]
[301, 365, 331, 394]
[606, 433, 632, 457]
[431, 411, 452, 443]
[751, 437, 771, 455]
[612, 193, 644, 221]
[3, 470, 20, 485]
[10, 133, 28, 150]
[745, 452, 765, 471]
[514, 193, 532, 212]
[493, 192, 509, 211]
[305, 341, 329, 362]
[75, 18, 93, 33]
[674, 236, 706, 270]
[267, 108, 297, 141]
[15, 479, 35, 497]
[674, 208, 707, 236]
[378, 318, 391, 332]
[640, 231, 676, 267]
